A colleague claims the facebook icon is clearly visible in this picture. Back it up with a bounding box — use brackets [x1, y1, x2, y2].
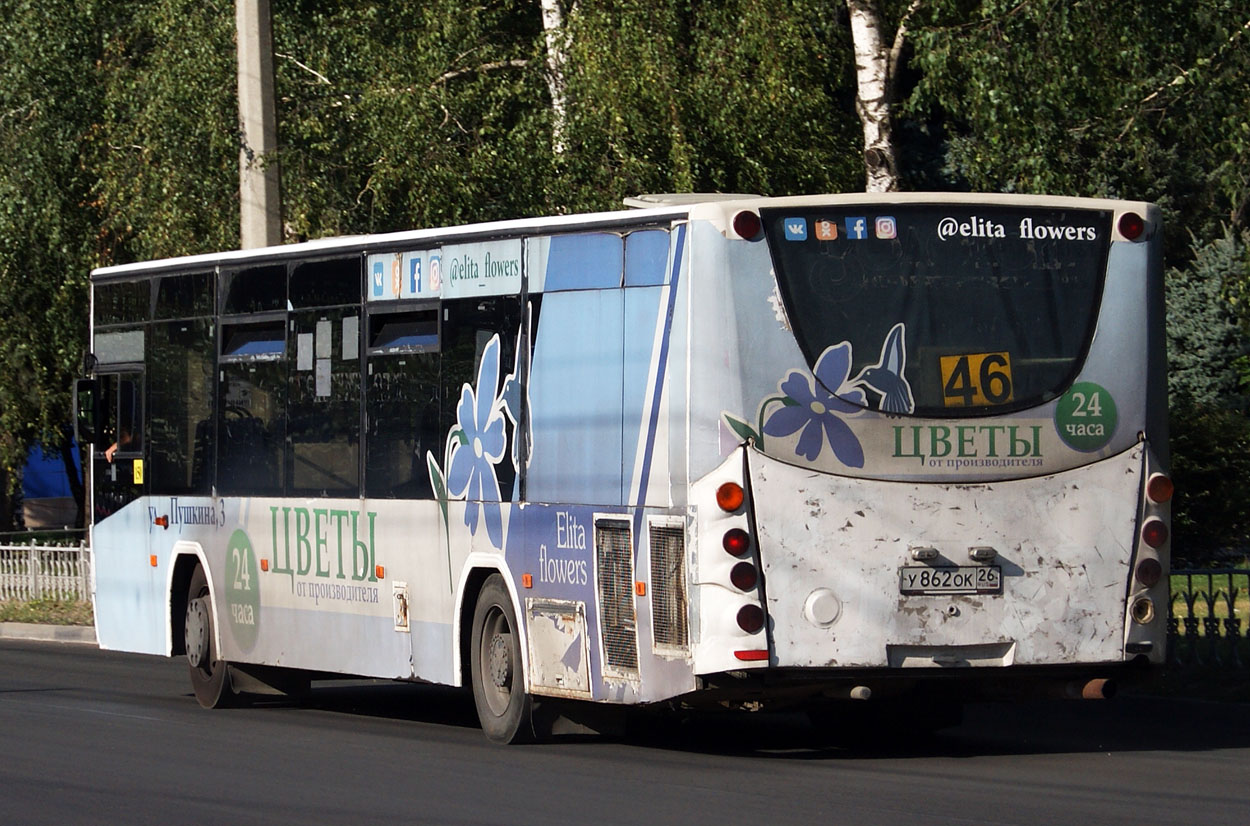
[845, 217, 868, 240]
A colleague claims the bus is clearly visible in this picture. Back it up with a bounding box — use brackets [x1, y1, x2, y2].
[76, 193, 1170, 743]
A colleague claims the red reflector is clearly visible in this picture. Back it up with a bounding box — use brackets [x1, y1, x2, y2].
[737, 604, 765, 633]
[1118, 212, 1145, 241]
[723, 528, 750, 557]
[1141, 518, 1169, 548]
[730, 561, 758, 591]
[716, 482, 745, 512]
[1146, 473, 1173, 504]
[1135, 557, 1163, 587]
[732, 211, 762, 241]
[734, 649, 769, 661]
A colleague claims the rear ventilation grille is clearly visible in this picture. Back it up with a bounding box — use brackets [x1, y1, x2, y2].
[595, 518, 638, 673]
[649, 522, 688, 650]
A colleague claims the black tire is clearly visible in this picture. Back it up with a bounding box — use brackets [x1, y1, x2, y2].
[470, 574, 533, 744]
[184, 564, 238, 709]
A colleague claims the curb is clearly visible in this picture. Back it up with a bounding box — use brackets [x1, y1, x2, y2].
[0, 622, 97, 645]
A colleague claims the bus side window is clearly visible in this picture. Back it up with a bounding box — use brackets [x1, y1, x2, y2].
[440, 298, 522, 499]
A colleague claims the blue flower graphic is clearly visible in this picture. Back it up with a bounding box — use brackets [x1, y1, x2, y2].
[446, 336, 507, 547]
[763, 342, 866, 467]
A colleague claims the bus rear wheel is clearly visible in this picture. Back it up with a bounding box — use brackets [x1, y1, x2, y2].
[470, 574, 533, 744]
[185, 564, 238, 709]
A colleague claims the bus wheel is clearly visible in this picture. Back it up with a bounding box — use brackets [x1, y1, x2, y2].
[470, 574, 533, 744]
[184, 564, 237, 709]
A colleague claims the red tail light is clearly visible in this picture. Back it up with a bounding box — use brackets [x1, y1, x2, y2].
[1118, 212, 1145, 241]
[730, 561, 758, 591]
[1141, 518, 1168, 548]
[732, 211, 762, 241]
[1146, 473, 1173, 504]
[1135, 558, 1163, 587]
[737, 604, 765, 633]
[723, 528, 750, 557]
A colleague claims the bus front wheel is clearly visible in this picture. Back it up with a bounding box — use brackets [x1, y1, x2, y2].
[470, 574, 533, 743]
[185, 564, 238, 709]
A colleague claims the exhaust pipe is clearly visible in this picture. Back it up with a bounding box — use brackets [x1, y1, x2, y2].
[1068, 677, 1116, 700]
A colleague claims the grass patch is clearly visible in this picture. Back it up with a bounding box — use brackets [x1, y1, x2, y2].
[0, 598, 94, 626]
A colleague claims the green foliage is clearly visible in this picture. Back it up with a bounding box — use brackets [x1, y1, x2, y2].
[1166, 229, 1249, 408]
[0, 0, 101, 479]
[1169, 400, 1250, 560]
[907, 1, 1250, 260]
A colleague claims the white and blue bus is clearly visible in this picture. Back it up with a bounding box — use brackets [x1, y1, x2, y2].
[78, 193, 1171, 742]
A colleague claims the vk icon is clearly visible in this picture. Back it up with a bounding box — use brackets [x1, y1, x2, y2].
[372, 261, 385, 297]
[845, 217, 868, 240]
[783, 218, 808, 241]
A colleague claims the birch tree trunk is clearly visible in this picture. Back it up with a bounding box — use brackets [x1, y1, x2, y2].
[539, 0, 572, 156]
[846, 0, 920, 192]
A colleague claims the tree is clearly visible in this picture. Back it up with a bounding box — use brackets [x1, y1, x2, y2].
[906, 1, 1250, 257]
[845, 0, 922, 191]
[0, 1, 103, 509]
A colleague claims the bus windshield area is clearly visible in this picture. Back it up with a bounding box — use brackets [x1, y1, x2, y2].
[761, 205, 1112, 417]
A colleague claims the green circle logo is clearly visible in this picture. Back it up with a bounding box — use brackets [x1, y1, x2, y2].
[1055, 382, 1117, 452]
[225, 529, 261, 651]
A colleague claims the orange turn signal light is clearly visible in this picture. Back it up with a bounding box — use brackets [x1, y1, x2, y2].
[716, 482, 745, 512]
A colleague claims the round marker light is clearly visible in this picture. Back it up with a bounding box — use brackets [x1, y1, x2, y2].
[1135, 557, 1163, 587]
[730, 561, 758, 591]
[732, 210, 762, 241]
[716, 482, 745, 512]
[1141, 517, 1169, 548]
[1146, 473, 1173, 504]
[723, 528, 750, 557]
[737, 604, 765, 633]
[1118, 212, 1145, 241]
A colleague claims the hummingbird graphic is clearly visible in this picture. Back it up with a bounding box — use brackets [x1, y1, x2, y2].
[852, 322, 915, 414]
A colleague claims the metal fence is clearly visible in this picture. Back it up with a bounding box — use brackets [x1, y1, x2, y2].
[1168, 567, 1249, 669]
[0, 541, 92, 602]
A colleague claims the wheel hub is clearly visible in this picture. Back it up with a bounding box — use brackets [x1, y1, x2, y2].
[185, 597, 209, 668]
[488, 633, 511, 688]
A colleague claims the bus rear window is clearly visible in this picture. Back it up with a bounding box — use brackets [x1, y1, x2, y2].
[761, 205, 1111, 417]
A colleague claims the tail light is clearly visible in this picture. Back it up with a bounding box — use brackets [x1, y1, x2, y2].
[1141, 517, 1168, 548]
[1146, 473, 1173, 504]
[732, 211, 762, 241]
[737, 604, 765, 633]
[1135, 557, 1163, 587]
[1118, 212, 1145, 241]
[723, 528, 750, 557]
[730, 561, 758, 591]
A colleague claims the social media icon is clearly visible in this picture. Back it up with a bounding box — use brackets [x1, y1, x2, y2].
[845, 217, 868, 240]
[784, 218, 808, 241]
[410, 258, 422, 293]
[372, 261, 385, 297]
[875, 216, 897, 239]
[815, 219, 838, 241]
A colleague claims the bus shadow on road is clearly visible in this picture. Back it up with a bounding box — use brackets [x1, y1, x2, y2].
[242, 679, 1250, 757]
[618, 696, 1250, 759]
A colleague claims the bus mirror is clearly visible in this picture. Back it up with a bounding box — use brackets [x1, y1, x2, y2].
[74, 378, 104, 448]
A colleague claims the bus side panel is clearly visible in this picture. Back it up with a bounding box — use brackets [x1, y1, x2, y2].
[92, 499, 167, 655]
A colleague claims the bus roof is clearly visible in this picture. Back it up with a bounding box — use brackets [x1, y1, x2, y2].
[91, 191, 1155, 281]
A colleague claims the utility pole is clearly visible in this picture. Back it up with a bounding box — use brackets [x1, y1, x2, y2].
[237, 0, 281, 249]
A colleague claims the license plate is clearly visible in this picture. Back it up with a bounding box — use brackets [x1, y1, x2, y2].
[899, 565, 1002, 595]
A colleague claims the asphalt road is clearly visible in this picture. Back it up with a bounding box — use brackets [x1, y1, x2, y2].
[2, 639, 1248, 825]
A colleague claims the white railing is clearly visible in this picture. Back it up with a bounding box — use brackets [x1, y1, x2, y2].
[0, 541, 91, 602]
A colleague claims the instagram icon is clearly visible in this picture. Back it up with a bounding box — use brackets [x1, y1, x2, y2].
[875, 216, 897, 239]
